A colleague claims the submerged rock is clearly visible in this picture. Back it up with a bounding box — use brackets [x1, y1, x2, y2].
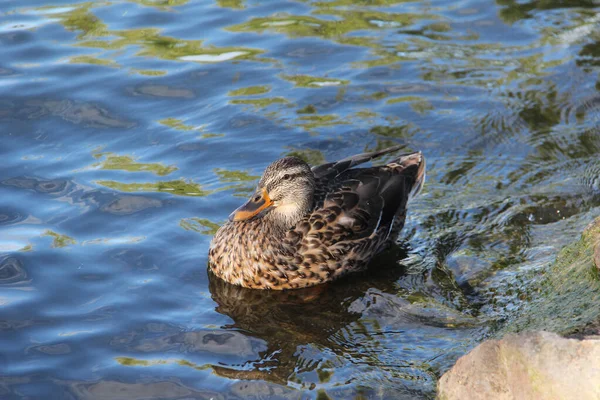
[439, 217, 600, 399]
[588, 217, 600, 272]
[506, 216, 600, 334]
[438, 331, 600, 400]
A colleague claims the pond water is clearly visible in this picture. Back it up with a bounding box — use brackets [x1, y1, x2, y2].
[1, 0, 599, 398]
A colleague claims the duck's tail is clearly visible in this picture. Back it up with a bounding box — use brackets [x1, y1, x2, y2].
[388, 151, 426, 200]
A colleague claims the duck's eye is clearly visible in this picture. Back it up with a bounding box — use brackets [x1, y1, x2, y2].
[282, 174, 291, 180]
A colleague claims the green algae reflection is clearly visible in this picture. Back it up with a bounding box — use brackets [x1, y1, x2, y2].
[92, 153, 177, 176]
[19, 244, 34, 252]
[281, 74, 349, 88]
[228, 85, 271, 96]
[295, 114, 349, 132]
[226, 9, 437, 68]
[44, 230, 77, 248]
[97, 180, 213, 196]
[179, 218, 221, 235]
[297, 104, 317, 114]
[158, 118, 223, 138]
[158, 118, 203, 132]
[230, 97, 289, 109]
[69, 55, 118, 68]
[229, 10, 432, 40]
[227, 85, 289, 110]
[286, 147, 326, 166]
[213, 168, 259, 183]
[116, 356, 210, 371]
[96, 167, 258, 197]
[216, 0, 245, 9]
[48, 3, 266, 67]
[126, 0, 189, 8]
[313, 0, 419, 5]
[214, 168, 259, 196]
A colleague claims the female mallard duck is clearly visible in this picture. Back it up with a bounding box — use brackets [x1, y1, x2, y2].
[209, 145, 425, 290]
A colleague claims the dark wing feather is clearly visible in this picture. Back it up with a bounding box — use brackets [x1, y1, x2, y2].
[281, 151, 425, 285]
[311, 144, 406, 180]
[288, 150, 424, 250]
[326, 167, 412, 242]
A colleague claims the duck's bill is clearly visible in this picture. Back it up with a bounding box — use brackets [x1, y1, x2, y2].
[229, 189, 274, 222]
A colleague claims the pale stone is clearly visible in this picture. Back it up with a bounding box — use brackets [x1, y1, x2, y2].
[438, 331, 600, 400]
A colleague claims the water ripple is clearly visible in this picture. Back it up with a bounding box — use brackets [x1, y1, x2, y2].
[1, 0, 599, 398]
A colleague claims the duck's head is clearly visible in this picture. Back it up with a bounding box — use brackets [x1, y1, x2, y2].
[229, 156, 315, 229]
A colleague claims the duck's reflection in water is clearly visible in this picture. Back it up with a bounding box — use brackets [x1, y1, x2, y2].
[207, 246, 410, 384]
[109, 244, 480, 398]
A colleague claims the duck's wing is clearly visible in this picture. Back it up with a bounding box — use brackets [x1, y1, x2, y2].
[311, 144, 406, 180]
[284, 152, 425, 274]
[312, 145, 411, 205]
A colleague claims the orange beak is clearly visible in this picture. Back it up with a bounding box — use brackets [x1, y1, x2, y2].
[229, 188, 274, 222]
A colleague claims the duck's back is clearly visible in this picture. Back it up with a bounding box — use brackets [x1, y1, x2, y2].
[279, 151, 425, 287]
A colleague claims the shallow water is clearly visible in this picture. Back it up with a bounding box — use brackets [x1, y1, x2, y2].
[1, 0, 599, 398]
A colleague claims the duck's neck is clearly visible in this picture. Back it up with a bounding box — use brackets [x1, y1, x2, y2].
[264, 198, 312, 232]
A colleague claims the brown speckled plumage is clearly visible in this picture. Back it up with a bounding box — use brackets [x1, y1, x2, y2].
[209, 146, 425, 290]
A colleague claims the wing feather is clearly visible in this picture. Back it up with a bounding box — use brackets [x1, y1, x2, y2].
[283, 150, 425, 281]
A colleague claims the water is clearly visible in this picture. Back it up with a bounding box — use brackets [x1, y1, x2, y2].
[1, 0, 599, 398]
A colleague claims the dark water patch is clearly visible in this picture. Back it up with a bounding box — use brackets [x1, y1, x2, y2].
[1, 176, 70, 196]
[0, 208, 27, 226]
[111, 326, 268, 358]
[127, 84, 195, 99]
[497, 0, 598, 24]
[0, 318, 45, 332]
[27, 342, 72, 356]
[0, 98, 135, 129]
[75, 380, 222, 400]
[0, 256, 28, 285]
[0, 66, 17, 76]
[109, 248, 160, 272]
[0, 29, 35, 46]
[573, 92, 600, 119]
[100, 196, 163, 215]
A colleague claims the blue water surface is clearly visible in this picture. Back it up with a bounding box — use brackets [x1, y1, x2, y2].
[1, 0, 599, 398]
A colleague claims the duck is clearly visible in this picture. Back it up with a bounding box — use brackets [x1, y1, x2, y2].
[208, 145, 425, 290]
